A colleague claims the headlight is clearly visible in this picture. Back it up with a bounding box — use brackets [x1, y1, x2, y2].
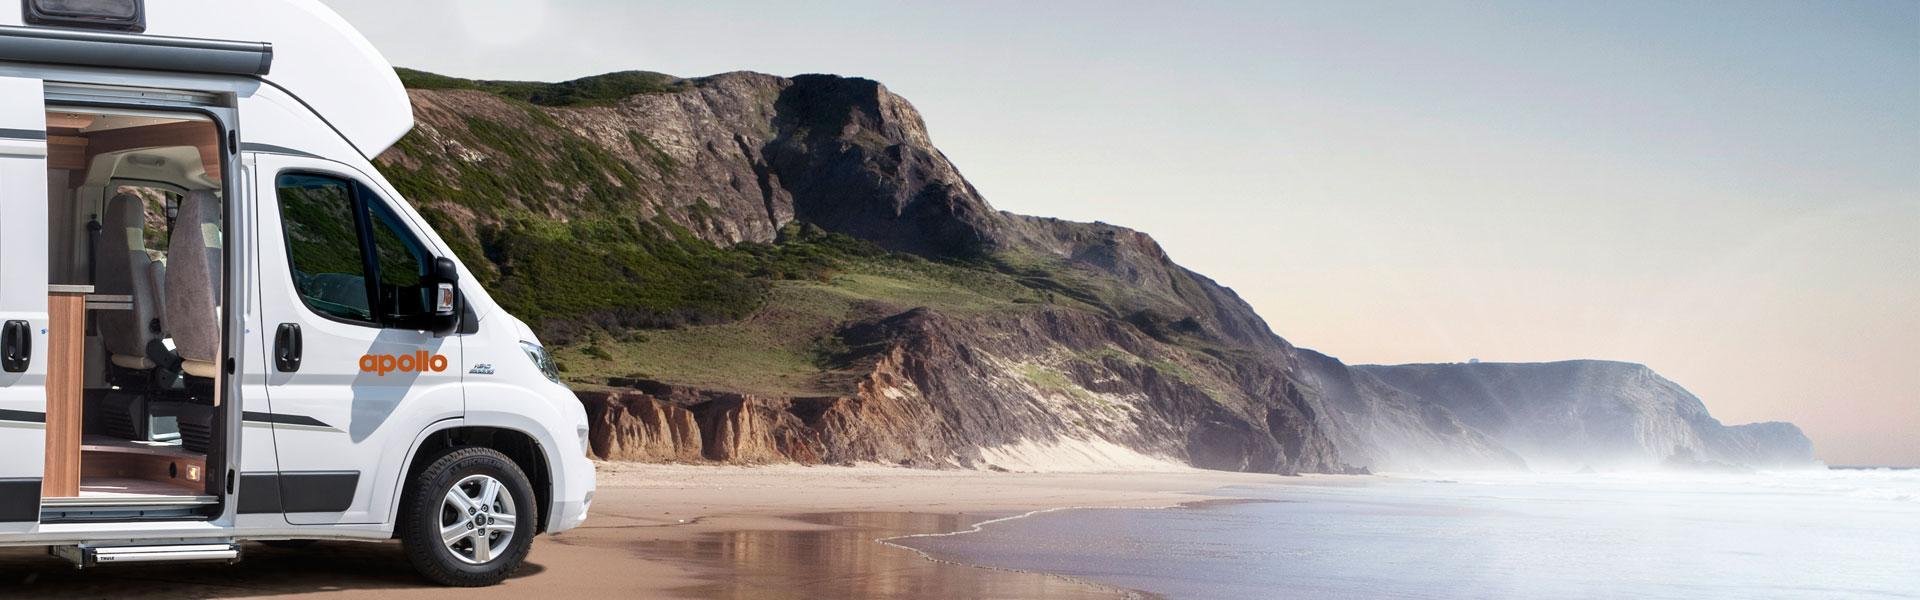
[520, 341, 560, 383]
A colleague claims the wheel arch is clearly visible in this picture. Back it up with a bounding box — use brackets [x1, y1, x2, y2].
[395, 425, 554, 535]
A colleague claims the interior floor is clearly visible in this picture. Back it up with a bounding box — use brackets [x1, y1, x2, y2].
[79, 434, 206, 496]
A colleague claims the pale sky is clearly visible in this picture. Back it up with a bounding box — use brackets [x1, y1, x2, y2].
[321, 0, 1920, 467]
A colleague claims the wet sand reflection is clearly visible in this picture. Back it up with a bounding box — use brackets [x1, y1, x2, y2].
[0, 511, 1147, 598]
[638, 511, 1147, 600]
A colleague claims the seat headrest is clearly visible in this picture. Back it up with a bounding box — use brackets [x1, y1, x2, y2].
[98, 193, 147, 293]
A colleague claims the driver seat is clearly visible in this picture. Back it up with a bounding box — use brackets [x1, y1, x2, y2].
[96, 193, 176, 442]
[97, 193, 167, 377]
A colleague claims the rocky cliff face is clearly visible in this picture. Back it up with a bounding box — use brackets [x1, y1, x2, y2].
[576, 306, 1350, 473]
[377, 69, 1813, 473]
[1295, 350, 1525, 471]
[1356, 361, 1816, 469]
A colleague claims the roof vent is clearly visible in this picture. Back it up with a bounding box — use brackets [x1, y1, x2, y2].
[23, 0, 145, 33]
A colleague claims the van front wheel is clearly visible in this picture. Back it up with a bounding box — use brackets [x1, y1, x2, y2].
[399, 447, 538, 586]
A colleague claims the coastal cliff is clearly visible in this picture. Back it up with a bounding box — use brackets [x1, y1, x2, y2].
[1357, 361, 1816, 469]
[375, 69, 1814, 473]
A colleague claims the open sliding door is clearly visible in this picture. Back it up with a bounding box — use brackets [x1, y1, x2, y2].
[0, 75, 47, 531]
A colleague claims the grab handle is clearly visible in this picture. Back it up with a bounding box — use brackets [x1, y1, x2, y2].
[274, 322, 302, 373]
[1, 320, 30, 373]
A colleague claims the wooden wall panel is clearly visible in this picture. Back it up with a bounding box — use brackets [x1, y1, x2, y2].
[46, 135, 87, 171]
[42, 292, 86, 498]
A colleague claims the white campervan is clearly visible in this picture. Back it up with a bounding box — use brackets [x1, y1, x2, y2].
[0, 0, 593, 586]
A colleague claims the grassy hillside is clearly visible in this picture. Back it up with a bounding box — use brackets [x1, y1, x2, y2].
[375, 69, 1171, 395]
[555, 256, 1046, 395]
[396, 68, 689, 107]
[388, 105, 1065, 389]
[380, 78, 763, 340]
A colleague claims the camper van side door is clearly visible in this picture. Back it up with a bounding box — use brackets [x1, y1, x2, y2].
[252, 153, 462, 526]
[0, 76, 49, 531]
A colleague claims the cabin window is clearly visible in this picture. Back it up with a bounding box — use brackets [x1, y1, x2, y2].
[275, 172, 434, 328]
[278, 173, 373, 324]
[365, 199, 431, 322]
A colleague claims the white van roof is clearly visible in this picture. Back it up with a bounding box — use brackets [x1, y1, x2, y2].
[0, 0, 411, 159]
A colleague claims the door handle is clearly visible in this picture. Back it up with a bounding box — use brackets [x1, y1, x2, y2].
[274, 323, 302, 373]
[1, 320, 29, 373]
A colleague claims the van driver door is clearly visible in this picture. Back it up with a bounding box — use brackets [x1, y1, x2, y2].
[251, 151, 462, 525]
[0, 76, 47, 531]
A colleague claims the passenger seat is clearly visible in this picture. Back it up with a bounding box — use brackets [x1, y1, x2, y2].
[166, 190, 222, 380]
[163, 190, 222, 452]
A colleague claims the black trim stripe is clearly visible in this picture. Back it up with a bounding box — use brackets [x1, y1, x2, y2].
[0, 128, 45, 141]
[280, 471, 359, 513]
[0, 478, 40, 522]
[242, 411, 330, 429]
[0, 409, 45, 424]
[238, 471, 359, 514]
[236, 473, 280, 514]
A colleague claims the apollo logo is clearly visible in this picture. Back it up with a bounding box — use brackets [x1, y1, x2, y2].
[360, 351, 450, 376]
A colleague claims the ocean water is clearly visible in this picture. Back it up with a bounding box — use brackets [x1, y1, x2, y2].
[890, 470, 1920, 599]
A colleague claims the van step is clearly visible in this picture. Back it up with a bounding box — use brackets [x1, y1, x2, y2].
[50, 542, 240, 567]
[40, 494, 218, 523]
[42, 494, 218, 508]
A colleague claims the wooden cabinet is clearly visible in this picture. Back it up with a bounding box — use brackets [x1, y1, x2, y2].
[42, 286, 86, 498]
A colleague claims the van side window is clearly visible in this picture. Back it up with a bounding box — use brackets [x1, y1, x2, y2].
[276, 172, 436, 328]
[278, 173, 374, 323]
[111, 184, 179, 253]
[366, 200, 431, 321]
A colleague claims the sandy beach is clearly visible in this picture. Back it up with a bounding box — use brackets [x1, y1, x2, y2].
[0, 463, 1290, 598]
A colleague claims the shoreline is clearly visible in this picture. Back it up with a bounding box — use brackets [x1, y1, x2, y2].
[0, 463, 1305, 598]
[683, 509, 1165, 600]
[871, 498, 1282, 600]
[868, 505, 1191, 600]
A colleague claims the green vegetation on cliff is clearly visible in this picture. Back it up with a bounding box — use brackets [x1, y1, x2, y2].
[376, 69, 1137, 393]
[396, 68, 688, 107]
[556, 260, 1045, 395]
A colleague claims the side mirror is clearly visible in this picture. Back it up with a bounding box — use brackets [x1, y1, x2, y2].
[426, 257, 461, 336]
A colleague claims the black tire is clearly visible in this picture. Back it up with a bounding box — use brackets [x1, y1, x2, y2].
[399, 447, 539, 586]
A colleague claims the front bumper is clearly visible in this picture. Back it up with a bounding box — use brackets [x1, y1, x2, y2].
[550, 492, 591, 533]
[545, 444, 595, 533]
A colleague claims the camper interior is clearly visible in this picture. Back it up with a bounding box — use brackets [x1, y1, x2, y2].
[41, 106, 227, 515]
